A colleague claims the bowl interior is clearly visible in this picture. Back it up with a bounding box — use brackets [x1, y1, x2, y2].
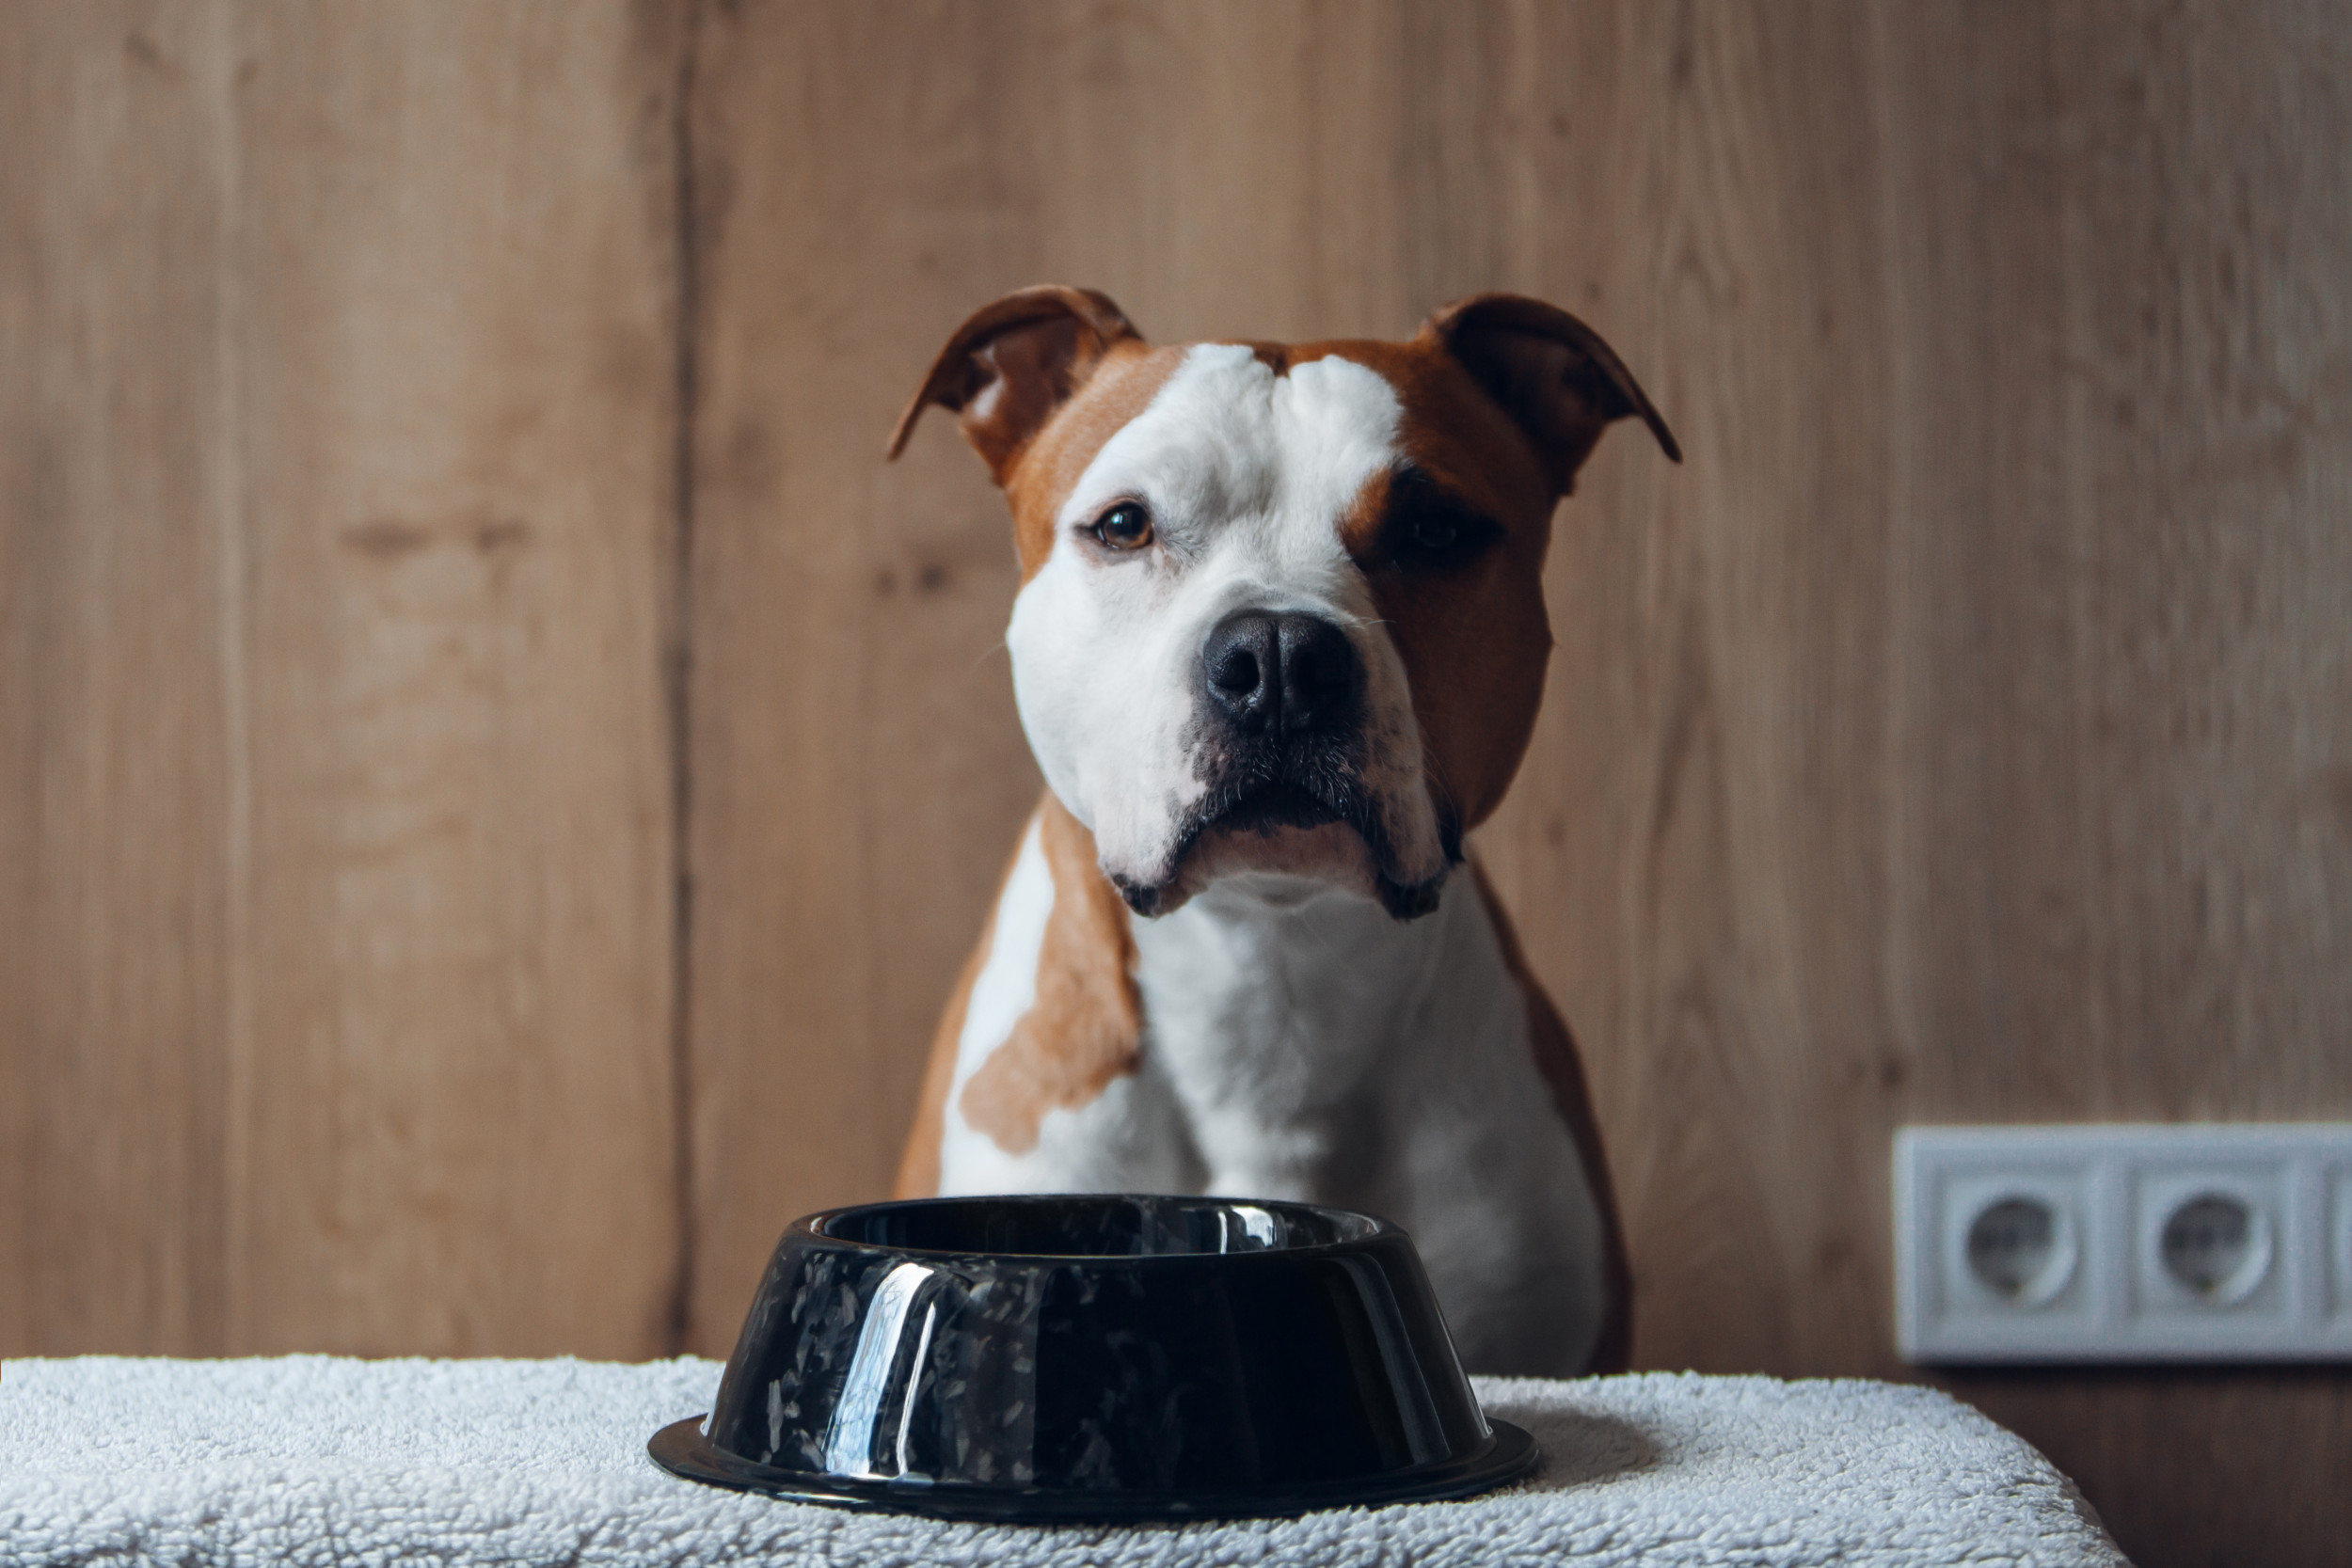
[812, 1193, 1382, 1258]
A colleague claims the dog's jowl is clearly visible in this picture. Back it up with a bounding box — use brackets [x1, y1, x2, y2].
[887, 288, 1677, 1375]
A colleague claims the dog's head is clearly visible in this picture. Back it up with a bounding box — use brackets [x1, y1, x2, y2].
[891, 287, 1677, 919]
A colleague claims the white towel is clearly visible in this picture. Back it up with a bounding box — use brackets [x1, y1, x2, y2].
[0, 1355, 2124, 1566]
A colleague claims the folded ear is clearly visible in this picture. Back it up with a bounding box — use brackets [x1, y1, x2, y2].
[886, 285, 1143, 483]
[1421, 293, 1680, 496]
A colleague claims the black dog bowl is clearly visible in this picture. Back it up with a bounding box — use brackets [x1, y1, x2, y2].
[650, 1194, 1537, 1521]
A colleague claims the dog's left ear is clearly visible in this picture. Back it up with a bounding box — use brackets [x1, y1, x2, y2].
[887, 285, 1143, 483]
[1421, 293, 1681, 497]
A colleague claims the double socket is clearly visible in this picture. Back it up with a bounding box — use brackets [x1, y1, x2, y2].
[1895, 1123, 2352, 1364]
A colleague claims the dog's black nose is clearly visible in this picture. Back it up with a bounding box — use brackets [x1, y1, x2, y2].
[1200, 610, 1360, 736]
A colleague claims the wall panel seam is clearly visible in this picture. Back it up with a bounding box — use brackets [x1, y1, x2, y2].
[661, 0, 706, 1360]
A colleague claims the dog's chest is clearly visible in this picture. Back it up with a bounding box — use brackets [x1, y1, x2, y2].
[1127, 881, 1454, 1196]
[930, 826, 1610, 1371]
[934, 830, 1561, 1204]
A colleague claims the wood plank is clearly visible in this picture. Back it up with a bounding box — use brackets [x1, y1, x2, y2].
[680, 0, 1429, 1343]
[683, 0, 1044, 1343]
[1466, 4, 2352, 1562]
[222, 0, 682, 1356]
[0, 0, 238, 1354]
[1, 0, 683, 1358]
[1461, 0, 1909, 1384]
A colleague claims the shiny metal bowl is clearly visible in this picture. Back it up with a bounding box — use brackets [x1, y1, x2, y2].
[649, 1194, 1537, 1521]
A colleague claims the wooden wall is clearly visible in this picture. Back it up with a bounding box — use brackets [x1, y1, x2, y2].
[0, 1, 682, 1358]
[4, 4, 2345, 1563]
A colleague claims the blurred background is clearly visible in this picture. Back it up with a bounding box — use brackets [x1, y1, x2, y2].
[3, 4, 2347, 1563]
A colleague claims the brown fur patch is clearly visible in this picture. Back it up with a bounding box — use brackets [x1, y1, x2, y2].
[1306, 340, 1561, 831]
[957, 794, 1142, 1153]
[1003, 342, 1184, 580]
[1468, 858, 1633, 1372]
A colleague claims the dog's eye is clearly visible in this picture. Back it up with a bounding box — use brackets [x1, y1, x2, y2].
[1388, 496, 1495, 571]
[1091, 502, 1153, 550]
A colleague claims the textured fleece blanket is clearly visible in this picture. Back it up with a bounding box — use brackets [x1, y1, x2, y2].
[0, 1356, 2124, 1566]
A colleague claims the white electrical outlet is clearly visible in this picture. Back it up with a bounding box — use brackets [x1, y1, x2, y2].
[1895, 1123, 2352, 1364]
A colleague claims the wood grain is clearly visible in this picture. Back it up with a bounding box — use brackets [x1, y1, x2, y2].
[1453, 4, 2352, 1560]
[1, 0, 237, 1354]
[0, 0, 681, 1357]
[681, 0, 1418, 1338]
[221, 0, 681, 1357]
[681, 0, 1048, 1342]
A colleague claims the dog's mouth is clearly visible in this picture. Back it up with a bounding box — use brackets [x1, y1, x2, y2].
[1195, 779, 1345, 837]
[1112, 769, 1453, 923]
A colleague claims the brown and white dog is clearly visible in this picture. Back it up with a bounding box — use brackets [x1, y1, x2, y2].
[885, 287, 1677, 1375]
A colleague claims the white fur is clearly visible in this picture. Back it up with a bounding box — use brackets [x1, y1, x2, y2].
[1134, 871, 1607, 1373]
[1004, 345, 1443, 895]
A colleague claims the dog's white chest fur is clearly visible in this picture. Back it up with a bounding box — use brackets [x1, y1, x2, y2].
[933, 821, 1609, 1375]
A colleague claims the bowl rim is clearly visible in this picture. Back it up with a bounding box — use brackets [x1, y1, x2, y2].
[792, 1192, 1409, 1264]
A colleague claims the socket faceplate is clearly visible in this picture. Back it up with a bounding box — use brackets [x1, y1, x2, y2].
[1895, 1123, 2352, 1364]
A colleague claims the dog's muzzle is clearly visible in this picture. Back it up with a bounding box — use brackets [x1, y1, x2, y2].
[1108, 610, 1453, 922]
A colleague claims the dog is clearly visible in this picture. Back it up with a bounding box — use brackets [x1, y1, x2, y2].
[884, 287, 1677, 1375]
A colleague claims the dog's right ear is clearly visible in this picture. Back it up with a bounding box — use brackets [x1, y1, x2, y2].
[887, 286, 1143, 483]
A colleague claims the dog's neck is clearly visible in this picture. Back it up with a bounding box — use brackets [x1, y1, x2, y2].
[1126, 867, 1499, 1199]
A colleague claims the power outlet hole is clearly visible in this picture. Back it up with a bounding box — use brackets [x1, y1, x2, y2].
[1965, 1196, 2074, 1304]
[2158, 1192, 2269, 1303]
